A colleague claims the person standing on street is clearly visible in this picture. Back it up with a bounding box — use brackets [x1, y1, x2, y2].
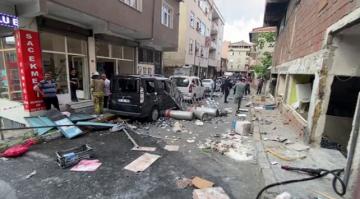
[70, 69, 79, 102]
[257, 77, 264, 95]
[34, 72, 60, 111]
[101, 73, 111, 108]
[245, 77, 251, 96]
[91, 72, 105, 114]
[234, 79, 246, 112]
[222, 77, 232, 103]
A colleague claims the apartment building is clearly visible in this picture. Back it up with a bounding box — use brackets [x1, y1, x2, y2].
[0, 0, 180, 126]
[227, 41, 252, 73]
[163, 0, 224, 79]
[208, 3, 225, 78]
[264, 0, 360, 193]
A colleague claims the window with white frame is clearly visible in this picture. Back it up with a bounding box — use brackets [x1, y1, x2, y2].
[161, 1, 173, 28]
[190, 12, 195, 28]
[189, 39, 194, 55]
[120, 0, 142, 11]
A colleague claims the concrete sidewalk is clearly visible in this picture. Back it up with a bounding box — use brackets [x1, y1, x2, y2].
[252, 96, 348, 199]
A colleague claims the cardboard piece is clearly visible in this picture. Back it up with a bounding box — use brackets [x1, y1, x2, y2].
[124, 153, 160, 172]
[70, 159, 102, 172]
[192, 177, 214, 189]
[193, 187, 230, 199]
[286, 143, 310, 151]
[164, 145, 179, 151]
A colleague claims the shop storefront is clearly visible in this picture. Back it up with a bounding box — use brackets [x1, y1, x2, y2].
[95, 38, 135, 78]
[39, 31, 90, 102]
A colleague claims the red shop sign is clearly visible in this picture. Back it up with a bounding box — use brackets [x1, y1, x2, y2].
[15, 29, 45, 112]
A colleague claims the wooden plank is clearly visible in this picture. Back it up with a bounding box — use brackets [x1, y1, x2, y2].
[124, 153, 160, 172]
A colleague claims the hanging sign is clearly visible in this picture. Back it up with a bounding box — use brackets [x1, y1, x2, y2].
[0, 13, 18, 28]
[15, 29, 45, 112]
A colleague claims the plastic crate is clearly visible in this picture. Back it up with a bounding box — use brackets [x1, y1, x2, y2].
[56, 144, 93, 168]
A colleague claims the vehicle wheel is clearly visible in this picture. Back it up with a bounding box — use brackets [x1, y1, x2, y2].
[149, 108, 159, 121]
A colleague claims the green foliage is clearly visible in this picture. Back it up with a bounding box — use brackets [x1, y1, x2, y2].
[255, 32, 276, 50]
[254, 52, 273, 79]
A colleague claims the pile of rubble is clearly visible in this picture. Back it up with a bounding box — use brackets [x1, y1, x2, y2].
[199, 133, 255, 162]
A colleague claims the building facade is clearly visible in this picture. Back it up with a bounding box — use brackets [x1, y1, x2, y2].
[0, 0, 180, 126]
[163, 0, 224, 79]
[264, 0, 360, 194]
[227, 41, 252, 73]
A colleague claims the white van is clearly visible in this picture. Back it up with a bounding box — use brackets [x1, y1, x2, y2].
[170, 76, 205, 100]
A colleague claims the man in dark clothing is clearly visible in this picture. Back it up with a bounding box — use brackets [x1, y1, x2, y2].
[222, 77, 232, 103]
[257, 78, 264, 95]
[70, 69, 79, 102]
[34, 72, 60, 111]
[234, 79, 246, 112]
[245, 78, 251, 95]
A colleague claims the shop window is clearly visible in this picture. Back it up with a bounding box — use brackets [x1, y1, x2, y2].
[118, 60, 134, 75]
[95, 41, 109, 57]
[67, 37, 87, 55]
[111, 44, 123, 59]
[0, 53, 8, 99]
[139, 48, 154, 63]
[42, 53, 68, 94]
[154, 51, 161, 64]
[123, 47, 134, 60]
[1, 36, 15, 49]
[40, 32, 65, 52]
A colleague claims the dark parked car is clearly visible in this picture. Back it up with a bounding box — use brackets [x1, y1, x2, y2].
[108, 75, 182, 121]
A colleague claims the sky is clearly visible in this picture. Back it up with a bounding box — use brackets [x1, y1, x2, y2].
[214, 0, 266, 42]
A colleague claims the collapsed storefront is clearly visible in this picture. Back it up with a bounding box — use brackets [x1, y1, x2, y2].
[0, 3, 138, 127]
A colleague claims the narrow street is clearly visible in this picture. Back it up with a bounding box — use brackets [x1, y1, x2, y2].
[0, 93, 266, 199]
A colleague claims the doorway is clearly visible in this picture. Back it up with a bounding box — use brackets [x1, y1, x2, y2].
[322, 76, 360, 153]
[68, 55, 87, 99]
[96, 59, 115, 80]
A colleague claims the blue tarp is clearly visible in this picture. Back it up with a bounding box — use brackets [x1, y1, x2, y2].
[25, 117, 55, 135]
[55, 118, 83, 139]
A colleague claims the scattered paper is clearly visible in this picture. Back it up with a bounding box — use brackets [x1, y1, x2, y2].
[131, 147, 157, 152]
[271, 161, 279, 165]
[124, 153, 160, 172]
[187, 139, 195, 143]
[193, 187, 230, 199]
[164, 145, 179, 151]
[70, 160, 102, 172]
[192, 176, 214, 189]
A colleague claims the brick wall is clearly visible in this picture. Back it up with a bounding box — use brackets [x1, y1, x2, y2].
[273, 0, 357, 66]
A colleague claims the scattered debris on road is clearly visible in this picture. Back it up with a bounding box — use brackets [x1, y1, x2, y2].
[176, 177, 192, 189]
[124, 153, 161, 173]
[192, 176, 214, 189]
[193, 187, 230, 199]
[70, 159, 102, 172]
[25, 170, 37, 179]
[164, 145, 179, 151]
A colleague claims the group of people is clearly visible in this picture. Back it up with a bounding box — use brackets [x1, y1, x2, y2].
[34, 70, 111, 115]
[221, 76, 265, 112]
